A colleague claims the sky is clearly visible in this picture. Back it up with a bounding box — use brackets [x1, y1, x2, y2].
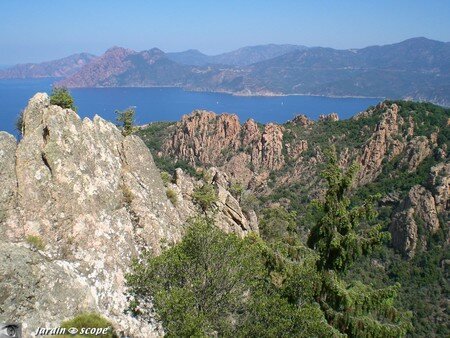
[0, 0, 449, 64]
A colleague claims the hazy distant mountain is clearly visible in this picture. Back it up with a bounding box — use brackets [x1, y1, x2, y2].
[61, 46, 195, 88]
[210, 44, 309, 66]
[239, 37, 450, 104]
[57, 38, 450, 105]
[166, 49, 211, 66]
[167, 44, 308, 66]
[355, 37, 450, 73]
[0, 53, 97, 79]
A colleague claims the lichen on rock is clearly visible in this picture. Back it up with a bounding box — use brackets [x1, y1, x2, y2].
[0, 93, 177, 337]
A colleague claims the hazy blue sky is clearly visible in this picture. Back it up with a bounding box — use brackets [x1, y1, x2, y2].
[0, 0, 449, 64]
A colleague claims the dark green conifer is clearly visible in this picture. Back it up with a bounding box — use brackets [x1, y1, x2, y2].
[308, 150, 412, 337]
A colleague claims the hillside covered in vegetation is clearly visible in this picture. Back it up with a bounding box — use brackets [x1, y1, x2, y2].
[137, 100, 449, 336]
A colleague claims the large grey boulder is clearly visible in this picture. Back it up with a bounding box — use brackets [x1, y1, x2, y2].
[0, 93, 185, 337]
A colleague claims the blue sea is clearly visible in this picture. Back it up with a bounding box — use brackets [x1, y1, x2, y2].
[0, 78, 381, 135]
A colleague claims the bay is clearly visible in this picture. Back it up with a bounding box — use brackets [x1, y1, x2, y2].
[0, 78, 381, 135]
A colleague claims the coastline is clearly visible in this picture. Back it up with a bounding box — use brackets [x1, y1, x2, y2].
[2, 77, 448, 106]
[65, 83, 385, 100]
[67, 85, 447, 106]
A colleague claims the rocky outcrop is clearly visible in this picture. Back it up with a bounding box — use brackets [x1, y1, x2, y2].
[0, 94, 254, 337]
[319, 113, 339, 122]
[1, 93, 181, 337]
[163, 110, 287, 178]
[164, 110, 241, 165]
[428, 161, 450, 214]
[0, 242, 99, 335]
[162, 103, 440, 191]
[357, 103, 405, 185]
[290, 114, 314, 127]
[400, 136, 431, 172]
[167, 167, 258, 236]
[258, 123, 285, 170]
[286, 140, 308, 160]
[390, 185, 441, 258]
[207, 168, 259, 234]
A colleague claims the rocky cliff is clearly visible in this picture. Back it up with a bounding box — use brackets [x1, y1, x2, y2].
[357, 103, 406, 184]
[0, 94, 254, 337]
[162, 110, 290, 186]
[140, 101, 449, 259]
[390, 185, 441, 257]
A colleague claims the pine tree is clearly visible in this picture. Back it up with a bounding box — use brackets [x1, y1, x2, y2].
[49, 86, 76, 111]
[308, 151, 412, 337]
[116, 107, 136, 136]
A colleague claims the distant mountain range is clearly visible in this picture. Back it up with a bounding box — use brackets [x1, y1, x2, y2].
[1, 38, 449, 105]
[0, 53, 96, 79]
[167, 44, 308, 66]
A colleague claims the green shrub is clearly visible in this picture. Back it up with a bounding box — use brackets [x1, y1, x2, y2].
[50, 87, 76, 111]
[116, 107, 136, 136]
[26, 235, 45, 251]
[160, 171, 172, 186]
[192, 183, 217, 211]
[126, 217, 335, 337]
[166, 188, 178, 205]
[259, 206, 297, 242]
[58, 312, 116, 337]
[240, 191, 260, 213]
[151, 157, 201, 179]
[229, 182, 244, 199]
[135, 121, 175, 153]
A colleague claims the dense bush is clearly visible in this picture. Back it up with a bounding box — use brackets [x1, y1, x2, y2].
[50, 87, 76, 111]
[126, 156, 412, 337]
[192, 183, 217, 211]
[258, 206, 297, 242]
[126, 217, 337, 337]
[135, 121, 175, 153]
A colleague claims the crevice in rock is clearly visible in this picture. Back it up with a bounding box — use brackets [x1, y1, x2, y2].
[41, 152, 52, 176]
[43, 126, 50, 144]
[41, 126, 53, 175]
[13, 152, 20, 203]
[117, 143, 128, 167]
